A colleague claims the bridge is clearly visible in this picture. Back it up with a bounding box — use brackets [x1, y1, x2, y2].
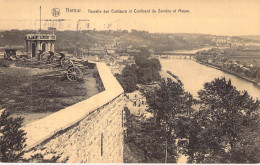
[152, 52, 195, 59]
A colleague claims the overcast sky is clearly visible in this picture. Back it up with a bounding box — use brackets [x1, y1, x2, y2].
[0, 0, 259, 36]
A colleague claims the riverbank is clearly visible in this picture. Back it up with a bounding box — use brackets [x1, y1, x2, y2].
[160, 70, 179, 82]
[160, 59, 260, 99]
[194, 59, 260, 86]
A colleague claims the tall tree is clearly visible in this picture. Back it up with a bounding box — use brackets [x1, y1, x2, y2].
[145, 78, 193, 162]
[185, 77, 260, 163]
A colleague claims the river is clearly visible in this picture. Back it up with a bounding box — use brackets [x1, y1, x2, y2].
[160, 58, 260, 99]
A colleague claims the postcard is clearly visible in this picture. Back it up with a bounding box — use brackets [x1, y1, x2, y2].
[0, 0, 259, 163]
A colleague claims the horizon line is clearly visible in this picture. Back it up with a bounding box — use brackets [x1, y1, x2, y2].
[0, 29, 260, 37]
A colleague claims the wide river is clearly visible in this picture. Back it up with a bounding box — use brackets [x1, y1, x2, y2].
[160, 58, 260, 99]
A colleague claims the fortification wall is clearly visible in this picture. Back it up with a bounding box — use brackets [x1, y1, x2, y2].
[22, 62, 125, 163]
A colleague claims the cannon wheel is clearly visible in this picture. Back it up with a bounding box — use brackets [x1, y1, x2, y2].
[49, 55, 59, 63]
[60, 58, 73, 67]
[39, 53, 44, 61]
[60, 57, 65, 66]
[67, 66, 82, 81]
[49, 55, 55, 63]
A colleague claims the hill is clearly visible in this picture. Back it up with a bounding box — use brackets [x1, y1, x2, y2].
[0, 30, 257, 53]
[236, 35, 260, 42]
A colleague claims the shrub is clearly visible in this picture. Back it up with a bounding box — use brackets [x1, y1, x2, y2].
[0, 110, 27, 162]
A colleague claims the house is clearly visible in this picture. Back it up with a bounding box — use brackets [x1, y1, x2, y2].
[118, 55, 129, 62]
[215, 61, 224, 67]
[106, 49, 116, 55]
[126, 49, 141, 53]
[241, 67, 250, 72]
[247, 63, 254, 68]
[224, 61, 232, 68]
[84, 55, 99, 62]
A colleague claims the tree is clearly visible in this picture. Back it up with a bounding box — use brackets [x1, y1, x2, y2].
[185, 77, 260, 163]
[122, 66, 138, 84]
[133, 48, 151, 63]
[145, 78, 193, 162]
[115, 74, 137, 93]
[125, 115, 164, 162]
[137, 67, 161, 84]
[0, 110, 27, 162]
[142, 59, 161, 70]
[146, 78, 193, 122]
[137, 68, 153, 84]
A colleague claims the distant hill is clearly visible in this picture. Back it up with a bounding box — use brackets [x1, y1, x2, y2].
[236, 35, 260, 42]
[0, 30, 256, 53]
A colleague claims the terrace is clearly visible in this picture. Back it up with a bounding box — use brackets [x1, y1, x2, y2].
[0, 59, 103, 125]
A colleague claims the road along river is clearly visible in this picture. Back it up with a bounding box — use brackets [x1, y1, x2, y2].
[160, 59, 260, 99]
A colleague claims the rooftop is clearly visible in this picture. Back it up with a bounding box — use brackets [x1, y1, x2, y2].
[25, 34, 56, 41]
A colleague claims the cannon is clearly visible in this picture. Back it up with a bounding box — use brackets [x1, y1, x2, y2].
[37, 51, 95, 81]
[59, 53, 74, 67]
[38, 51, 57, 63]
[4, 49, 18, 61]
[66, 61, 95, 81]
[38, 51, 73, 67]
[66, 66, 83, 81]
[38, 50, 51, 61]
[48, 52, 74, 67]
[48, 51, 59, 64]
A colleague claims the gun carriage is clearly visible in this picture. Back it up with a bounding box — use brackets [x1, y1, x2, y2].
[38, 51, 95, 81]
[4, 49, 18, 60]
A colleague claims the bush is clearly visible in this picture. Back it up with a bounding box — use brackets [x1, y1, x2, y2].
[0, 110, 27, 162]
[115, 74, 137, 93]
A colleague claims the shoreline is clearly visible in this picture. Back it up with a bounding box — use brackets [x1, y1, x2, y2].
[194, 59, 260, 86]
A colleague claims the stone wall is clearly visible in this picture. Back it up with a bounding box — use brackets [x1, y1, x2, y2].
[26, 94, 125, 163]
[22, 62, 125, 163]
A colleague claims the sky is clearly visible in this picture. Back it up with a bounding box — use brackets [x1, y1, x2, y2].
[0, 0, 259, 36]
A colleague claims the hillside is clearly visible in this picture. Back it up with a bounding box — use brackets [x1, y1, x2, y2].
[236, 35, 260, 42]
[0, 30, 257, 53]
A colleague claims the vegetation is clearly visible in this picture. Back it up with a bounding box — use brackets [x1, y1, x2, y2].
[0, 109, 61, 163]
[116, 48, 161, 92]
[125, 78, 193, 163]
[115, 72, 138, 93]
[125, 77, 260, 163]
[23, 153, 61, 163]
[184, 77, 260, 163]
[145, 78, 193, 123]
[125, 114, 171, 163]
[134, 53, 161, 84]
[145, 78, 193, 162]
[93, 71, 105, 92]
[0, 110, 27, 162]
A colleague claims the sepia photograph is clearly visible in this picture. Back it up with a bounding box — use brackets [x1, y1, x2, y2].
[0, 0, 259, 163]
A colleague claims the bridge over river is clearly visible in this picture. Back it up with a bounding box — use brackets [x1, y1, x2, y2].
[152, 48, 212, 59]
[153, 52, 195, 59]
